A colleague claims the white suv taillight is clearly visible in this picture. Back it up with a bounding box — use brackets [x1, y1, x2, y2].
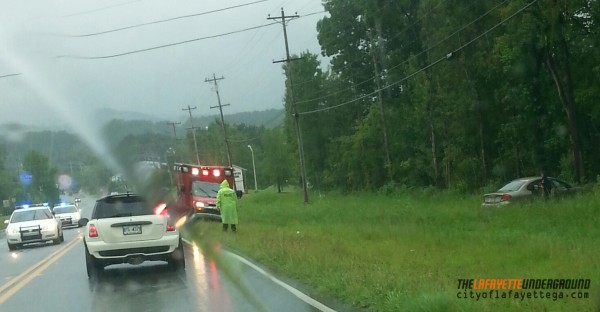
[89, 224, 98, 237]
[166, 223, 175, 232]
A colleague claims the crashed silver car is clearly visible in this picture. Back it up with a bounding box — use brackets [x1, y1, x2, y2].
[482, 177, 578, 207]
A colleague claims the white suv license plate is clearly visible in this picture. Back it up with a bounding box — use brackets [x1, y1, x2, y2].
[123, 225, 142, 235]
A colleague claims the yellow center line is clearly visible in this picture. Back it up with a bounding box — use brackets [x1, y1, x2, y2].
[0, 236, 81, 304]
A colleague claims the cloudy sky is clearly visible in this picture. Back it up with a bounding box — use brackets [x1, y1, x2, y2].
[0, 0, 327, 129]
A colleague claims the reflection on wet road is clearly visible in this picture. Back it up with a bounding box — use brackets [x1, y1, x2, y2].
[0, 199, 331, 311]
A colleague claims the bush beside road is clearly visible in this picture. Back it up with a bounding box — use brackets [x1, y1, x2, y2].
[190, 186, 600, 312]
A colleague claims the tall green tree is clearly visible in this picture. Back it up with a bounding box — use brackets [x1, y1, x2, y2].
[260, 126, 293, 192]
[0, 144, 18, 208]
[22, 150, 59, 204]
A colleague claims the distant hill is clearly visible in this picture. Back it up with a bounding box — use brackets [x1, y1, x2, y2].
[185, 108, 284, 129]
[93, 108, 171, 126]
[0, 108, 285, 134]
[95, 107, 284, 129]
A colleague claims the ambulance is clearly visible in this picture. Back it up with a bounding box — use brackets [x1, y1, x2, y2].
[171, 163, 237, 222]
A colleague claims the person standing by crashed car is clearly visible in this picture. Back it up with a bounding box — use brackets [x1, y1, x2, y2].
[540, 170, 553, 199]
[216, 179, 238, 232]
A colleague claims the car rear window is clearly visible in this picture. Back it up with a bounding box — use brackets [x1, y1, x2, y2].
[498, 180, 527, 192]
[92, 196, 153, 219]
[53, 205, 78, 214]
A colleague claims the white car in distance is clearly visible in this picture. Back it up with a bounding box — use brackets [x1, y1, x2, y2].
[52, 203, 82, 228]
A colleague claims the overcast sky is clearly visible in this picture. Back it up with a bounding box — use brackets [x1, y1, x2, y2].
[0, 0, 327, 130]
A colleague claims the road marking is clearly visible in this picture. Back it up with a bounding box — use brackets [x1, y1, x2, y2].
[0, 237, 81, 304]
[182, 238, 336, 312]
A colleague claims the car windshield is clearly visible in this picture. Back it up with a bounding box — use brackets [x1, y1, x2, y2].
[11, 209, 53, 223]
[53, 206, 78, 214]
[192, 181, 220, 198]
[498, 180, 527, 192]
[92, 196, 152, 219]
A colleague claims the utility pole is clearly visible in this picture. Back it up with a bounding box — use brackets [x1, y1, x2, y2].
[166, 121, 181, 141]
[181, 105, 200, 165]
[268, 8, 309, 204]
[205, 73, 233, 167]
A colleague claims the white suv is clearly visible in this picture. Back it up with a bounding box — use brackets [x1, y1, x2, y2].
[5, 205, 64, 250]
[79, 193, 184, 277]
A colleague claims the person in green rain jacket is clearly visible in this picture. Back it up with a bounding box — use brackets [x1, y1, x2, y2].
[216, 179, 238, 232]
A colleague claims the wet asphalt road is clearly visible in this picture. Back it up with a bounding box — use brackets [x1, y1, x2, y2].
[0, 198, 331, 312]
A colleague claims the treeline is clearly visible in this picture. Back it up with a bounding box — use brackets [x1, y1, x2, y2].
[274, 0, 599, 191]
[0, 116, 292, 200]
[2, 1, 599, 197]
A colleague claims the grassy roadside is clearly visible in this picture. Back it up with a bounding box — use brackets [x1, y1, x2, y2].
[0, 216, 6, 230]
[188, 187, 600, 312]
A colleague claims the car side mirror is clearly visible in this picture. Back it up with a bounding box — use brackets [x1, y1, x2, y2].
[3, 220, 8, 225]
[78, 218, 89, 227]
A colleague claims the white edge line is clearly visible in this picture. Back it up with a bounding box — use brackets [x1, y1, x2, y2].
[182, 238, 336, 312]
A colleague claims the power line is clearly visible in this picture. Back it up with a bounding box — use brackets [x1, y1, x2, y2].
[290, 1, 444, 89]
[0, 73, 21, 79]
[69, 0, 269, 37]
[61, 0, 143, 18]
[294, 0, 510, 106]
[298, 0, 508, 104]
[58, 22, 278, 59]
[298, 0, 538, 116]
[58, 11, 323, 60]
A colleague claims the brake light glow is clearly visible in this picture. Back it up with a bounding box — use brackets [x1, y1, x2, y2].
[89, 224, 98, 237]
[500, 194, 512, 201]
[202, 169, 209, 176]
[213, 169, 220, 177]
[167, 223, 176, 231]
[154, 202, 167, 215]
[191, 168, 200, 176]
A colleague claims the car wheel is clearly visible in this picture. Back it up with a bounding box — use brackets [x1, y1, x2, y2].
[8, 242, 17, 251]
[52, 227, 62, 245]
[85, 245, 103, 278]
[168, 240, 185, 271]
[60, 230, 65, 242]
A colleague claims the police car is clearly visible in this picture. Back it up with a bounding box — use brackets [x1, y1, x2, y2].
[4, 204, 64, 251]
[52, 203, 82, 228]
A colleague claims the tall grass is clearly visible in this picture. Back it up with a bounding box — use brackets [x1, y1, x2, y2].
[189, 187, 600, 311]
